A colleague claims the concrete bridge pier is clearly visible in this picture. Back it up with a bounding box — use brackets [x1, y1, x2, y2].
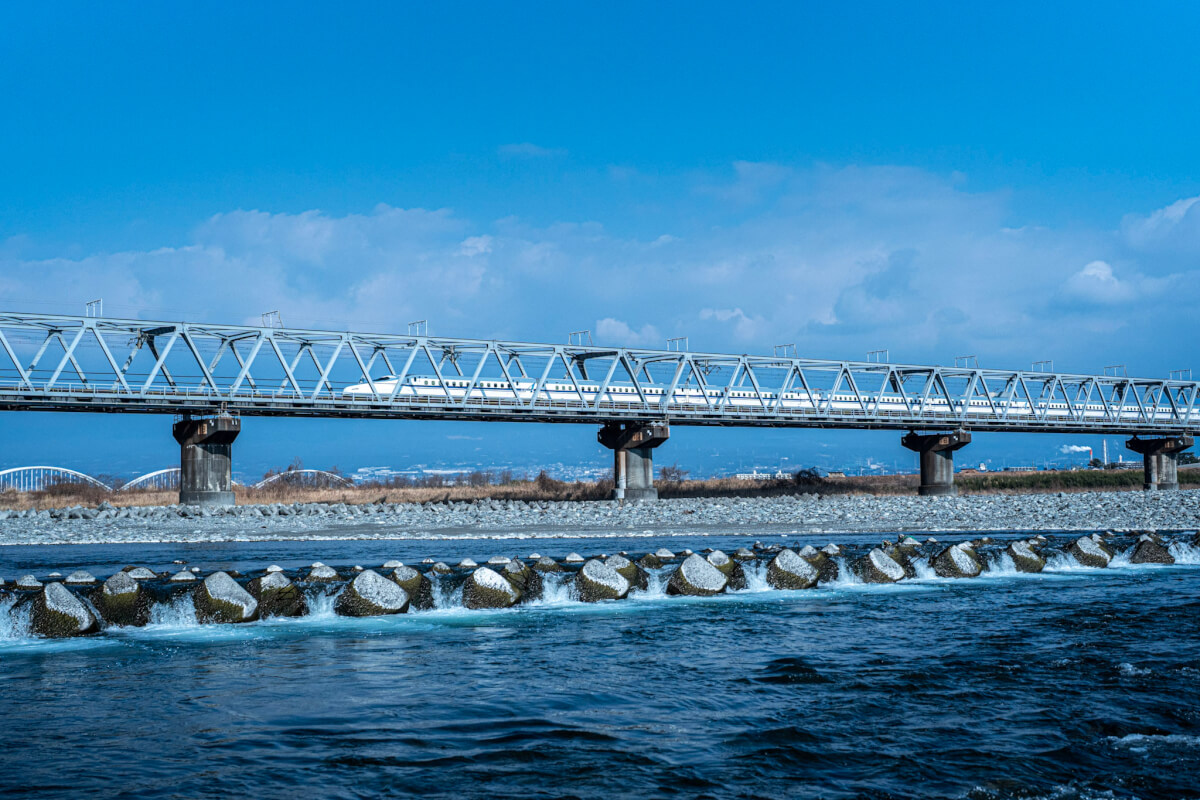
[902, 429, 972, 496]
[1126, 434, 1193, 491]
[173, 414, 241, 506]
[598, 422, 670, 501]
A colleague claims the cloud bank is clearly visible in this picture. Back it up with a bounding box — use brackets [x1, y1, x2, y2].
[2, 163, 1197, 376]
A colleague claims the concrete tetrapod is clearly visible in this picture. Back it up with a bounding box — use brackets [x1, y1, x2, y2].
[636, 553, 664, 570]
[305, 564, 340, 582]
[576, 559, 630, 602]
[706, 550, 747, 590]
[1067, 536, 1112, 568]
[462, 567, 521, 609]
[1006, 540, 1047, 573]
[804, 550, 840, 583]
[389, 566, 436, 610]
[605, 554, 648, 591]
[667, 554, 728, 597]
[29, 582, 99, 638]
[336, 569, 410, 617]
[1130, 535, 1175, 565]
[856, 548, 906, 584]
[884, 545, 920, 579]
[247, 571, 308, 618]
[193, 571, 259, 623]
[932, 543, 984, 579]
[91, 571, 152, 627]
[766, 549, 819, 590]
[503, 560, 544, 602]
[532, 556, 565, 573]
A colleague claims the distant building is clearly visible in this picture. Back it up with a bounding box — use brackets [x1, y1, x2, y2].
[734, 470, 790, 480]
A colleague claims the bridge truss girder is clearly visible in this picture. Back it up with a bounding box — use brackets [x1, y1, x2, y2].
[0, 311, 1194, 435]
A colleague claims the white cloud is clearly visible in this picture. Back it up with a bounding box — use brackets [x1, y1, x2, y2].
[1121, 196, 1200, 250]
[595, 318, 662, 347]
[1060, 259, 1181, 308]
[1063, 260, 1134, 304]
[458, 235, 493, 256]
[698, 307, 766, 341]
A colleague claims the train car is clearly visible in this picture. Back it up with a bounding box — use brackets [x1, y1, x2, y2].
[342, 375, 1165, 419]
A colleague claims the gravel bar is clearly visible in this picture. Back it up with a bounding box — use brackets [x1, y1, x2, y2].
[1, 490, 1198, 546]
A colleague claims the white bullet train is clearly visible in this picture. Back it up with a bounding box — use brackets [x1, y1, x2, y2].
[343, 375, 1176, 420]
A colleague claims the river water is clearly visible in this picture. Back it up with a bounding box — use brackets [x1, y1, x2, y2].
[2, 532, 1199, 799]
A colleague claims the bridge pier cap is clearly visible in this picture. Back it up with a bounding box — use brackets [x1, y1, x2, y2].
[902, 429, 971, 497]
[1126, 434, 1193, 491]
[598, 422, 670, 502]
[172, 414, 241, 507]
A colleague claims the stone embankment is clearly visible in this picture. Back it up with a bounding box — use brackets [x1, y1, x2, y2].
[2, 490, 1200, 545]
[3, 530, 1197, 638]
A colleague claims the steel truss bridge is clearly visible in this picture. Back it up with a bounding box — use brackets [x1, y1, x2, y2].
[0, 310, 1194, 435]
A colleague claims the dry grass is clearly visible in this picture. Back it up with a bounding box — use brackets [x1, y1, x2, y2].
[238, 473, 614, 505]
[0, 487, 179, 511]
[3, 467, 1197, 510]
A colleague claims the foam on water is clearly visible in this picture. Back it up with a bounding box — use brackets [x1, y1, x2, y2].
[1108, 733, 1200, 751]
[1170, 541, 1200, 564]
[304, 587, 341, 619]
[533, 572, 577, 606]
[911, 556, 939, 580]
[428, 574, 458, 610]
[0, 593, 29, 640]
[829, 557, 863, 587]
[1117, 662, 1152, 677]
[1108, 545, 1134, 568]
[632, 566, 668, 599]
[147, 592, 198, 627]
[1045, 552, 1095, 573]
[982, 552, 1021, 577]
[740, 560, 771, 593]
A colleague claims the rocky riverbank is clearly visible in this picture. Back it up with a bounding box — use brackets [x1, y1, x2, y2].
[0, 489, 1198, 546]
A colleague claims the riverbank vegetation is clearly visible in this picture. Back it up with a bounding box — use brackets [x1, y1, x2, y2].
[2, 465, 1197, 510]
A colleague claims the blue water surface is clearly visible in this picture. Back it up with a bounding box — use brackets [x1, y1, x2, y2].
[2, 533, 1199, 800]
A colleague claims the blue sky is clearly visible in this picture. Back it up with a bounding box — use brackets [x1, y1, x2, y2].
[1, 2, 1198, 478]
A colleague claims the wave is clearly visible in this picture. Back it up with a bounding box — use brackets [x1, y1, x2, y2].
[1108, 732, 1200, 750]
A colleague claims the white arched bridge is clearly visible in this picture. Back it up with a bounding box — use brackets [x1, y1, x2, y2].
[0, 466, 115, 493]
[251, 469, 354, 490]
[0, 466, 353, 493]
[0, 310, 1192, 501]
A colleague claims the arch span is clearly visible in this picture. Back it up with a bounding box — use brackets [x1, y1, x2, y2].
[0, 466, 112, 493]
[251, 469, 354, 490]
[119, 468, 181, 491]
